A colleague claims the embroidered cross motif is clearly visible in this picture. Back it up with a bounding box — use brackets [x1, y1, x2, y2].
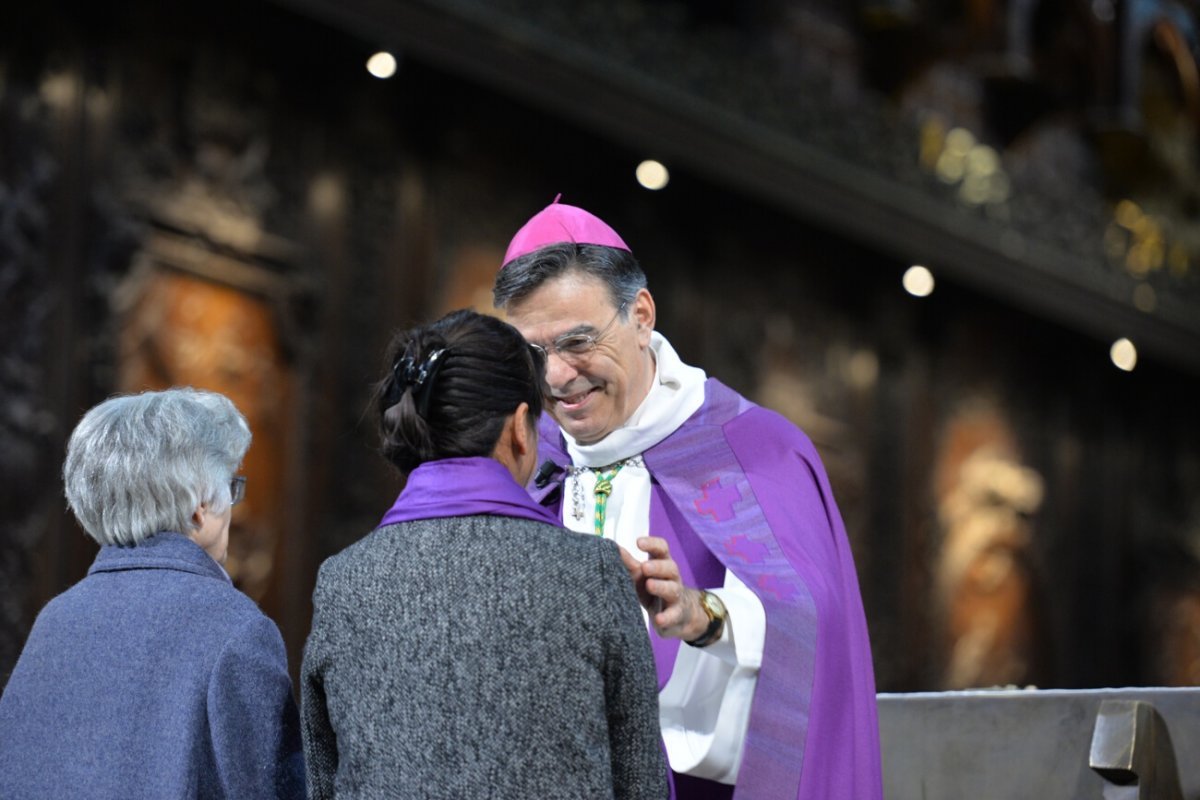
[724, 534, 770, 564]
[694, 477, 741, 522]
[757, 574, 801, 602]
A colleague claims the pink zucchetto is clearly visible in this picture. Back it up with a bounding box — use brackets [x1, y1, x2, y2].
[501, 194, 631, 268]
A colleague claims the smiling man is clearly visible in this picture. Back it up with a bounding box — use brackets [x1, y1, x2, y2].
[494, 197, 883, 800]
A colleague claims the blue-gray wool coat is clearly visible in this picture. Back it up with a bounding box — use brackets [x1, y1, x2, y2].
[0, 532, 304, 800]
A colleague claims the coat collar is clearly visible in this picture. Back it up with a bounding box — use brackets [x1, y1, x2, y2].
[87, 532, 231, 584]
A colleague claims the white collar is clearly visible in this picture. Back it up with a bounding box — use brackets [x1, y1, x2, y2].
[564, 332, 707, 468]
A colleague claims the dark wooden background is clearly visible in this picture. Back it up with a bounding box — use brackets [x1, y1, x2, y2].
[2, 0, 1199, 693]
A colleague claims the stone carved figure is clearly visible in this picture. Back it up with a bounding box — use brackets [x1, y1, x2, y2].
[938, 445, 1045, 689]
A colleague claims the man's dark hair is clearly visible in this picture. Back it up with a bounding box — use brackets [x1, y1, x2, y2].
[376, 309, 545, 474]
[493, 243, 647, 315]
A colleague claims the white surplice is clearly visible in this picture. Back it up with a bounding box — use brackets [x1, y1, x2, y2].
[559, 333, 766, 784]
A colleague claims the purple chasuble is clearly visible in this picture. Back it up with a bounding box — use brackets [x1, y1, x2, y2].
[530, 380, 883, 800]
[380, 457, 561, 528]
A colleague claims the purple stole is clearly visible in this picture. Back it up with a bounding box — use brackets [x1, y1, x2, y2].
[380, 457, 561, 528]
[531, 381, 818, 799]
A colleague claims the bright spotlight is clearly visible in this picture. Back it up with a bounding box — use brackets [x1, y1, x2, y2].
[903, 265, 935, 297]
[366, 51, 397, 79]
[636, 160, 669, 190]
[1110, 338, 1137, 371]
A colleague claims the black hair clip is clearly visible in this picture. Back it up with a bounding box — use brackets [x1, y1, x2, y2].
[391, 348, 449, 417]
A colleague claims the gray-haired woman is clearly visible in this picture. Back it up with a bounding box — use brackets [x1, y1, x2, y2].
[0, 388, 304, 800]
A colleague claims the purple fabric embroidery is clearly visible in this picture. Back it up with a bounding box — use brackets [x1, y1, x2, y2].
[755, 574, 803, 603]
[693, 478, 742, 522]
[645, 387, 817, 800]
[724, 535, 771, 565]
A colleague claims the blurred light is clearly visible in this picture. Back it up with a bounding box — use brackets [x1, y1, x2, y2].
[1092, 0, 1115, 22]
[1110, 338, 1137, 371]
[1115, 199, 1142, 229]
[935, 150, 964, 183]
[1125, 239, 1163, 276]
[1132, 283, 1157, 312]
[1131, 215, 1159, 239]
[903, 265, 935, 297]
[1125, 248, 1151, 276]
[959, 174, 990, 205]
[966, 144, 998, 177]
[308, 173, 345, 218]
[40, 71, 78, 108]
[846, 349, 880, 389]
[366, 51, 397, 79]
[636, 160, 669, 190]
[945, 127, 975, 155]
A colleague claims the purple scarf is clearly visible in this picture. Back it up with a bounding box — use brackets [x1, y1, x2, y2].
[379, 457, 561, 528]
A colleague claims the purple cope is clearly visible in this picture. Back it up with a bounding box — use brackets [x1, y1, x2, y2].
[530, 380, 884, 800]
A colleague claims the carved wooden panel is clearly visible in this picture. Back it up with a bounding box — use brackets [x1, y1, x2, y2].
[117, 246, 292, 603]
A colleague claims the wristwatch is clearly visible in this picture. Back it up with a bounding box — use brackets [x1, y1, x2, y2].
[685, 590, 727, 648]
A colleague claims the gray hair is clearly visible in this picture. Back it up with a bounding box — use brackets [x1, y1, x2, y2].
[492, 243, 647, 313]
[63, 388, 251, 547]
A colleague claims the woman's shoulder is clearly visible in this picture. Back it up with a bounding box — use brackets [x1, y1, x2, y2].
[186, 572, 279, 631]
[488, 518, 626, 581]
[56, 556, 283, 659]
[475, 515, 617, 553]
[315, 515, 621, 587]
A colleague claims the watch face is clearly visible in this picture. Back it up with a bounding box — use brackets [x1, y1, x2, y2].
[701, 591, 727, 621]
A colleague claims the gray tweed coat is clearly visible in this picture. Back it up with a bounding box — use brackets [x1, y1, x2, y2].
[301, 514, 667, 799]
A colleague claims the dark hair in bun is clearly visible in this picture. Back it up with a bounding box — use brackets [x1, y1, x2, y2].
[377, 309, 545, 474]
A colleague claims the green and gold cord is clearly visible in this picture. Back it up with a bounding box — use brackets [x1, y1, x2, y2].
[591, 462, 627, 536]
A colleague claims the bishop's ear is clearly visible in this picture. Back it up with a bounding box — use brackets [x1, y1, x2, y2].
[632, 288, 656, 341]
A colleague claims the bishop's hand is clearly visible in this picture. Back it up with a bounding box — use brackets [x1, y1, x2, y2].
[618, 536, 710, 642]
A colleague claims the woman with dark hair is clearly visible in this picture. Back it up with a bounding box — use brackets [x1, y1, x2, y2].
[300, 309, 667, 800]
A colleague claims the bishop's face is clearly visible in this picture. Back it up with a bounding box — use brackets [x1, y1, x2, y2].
[504, 271, 656, 446]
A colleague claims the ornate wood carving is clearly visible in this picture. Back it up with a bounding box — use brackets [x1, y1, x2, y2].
[116, 235, 296, 603]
